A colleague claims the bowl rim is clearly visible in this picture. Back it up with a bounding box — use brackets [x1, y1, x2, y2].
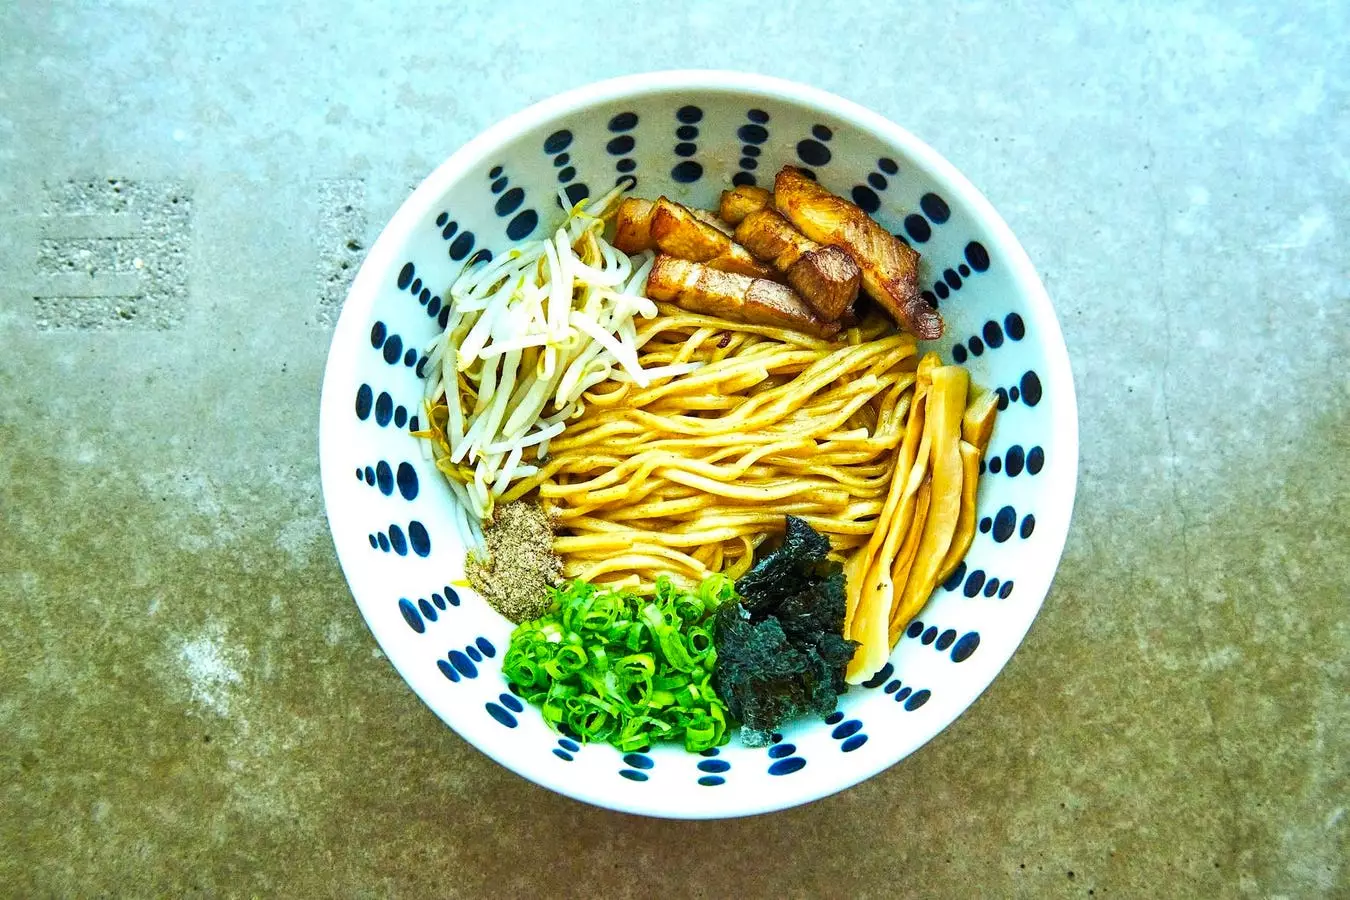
[319, 69, 1080, 818]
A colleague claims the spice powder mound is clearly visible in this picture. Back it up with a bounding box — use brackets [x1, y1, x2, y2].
[465, 500, 562, 622]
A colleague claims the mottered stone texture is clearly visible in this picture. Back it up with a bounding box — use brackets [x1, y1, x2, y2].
[33, 179, 192, 330]
[0, 1, 1345, 897]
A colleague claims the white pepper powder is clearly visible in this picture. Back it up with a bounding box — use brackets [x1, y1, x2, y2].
[465, 501, 562, 622]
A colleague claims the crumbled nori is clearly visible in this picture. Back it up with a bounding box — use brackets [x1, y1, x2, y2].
[713, 516, 859, 745]
[734, 515, 833, 614]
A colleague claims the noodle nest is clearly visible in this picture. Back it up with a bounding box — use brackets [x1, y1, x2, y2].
[498, 304, 921, 594]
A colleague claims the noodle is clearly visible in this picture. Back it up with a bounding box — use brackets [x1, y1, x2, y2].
[531, 308, 920, 592]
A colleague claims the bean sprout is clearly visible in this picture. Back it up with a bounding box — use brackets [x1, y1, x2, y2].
[421, 181, 696, 527]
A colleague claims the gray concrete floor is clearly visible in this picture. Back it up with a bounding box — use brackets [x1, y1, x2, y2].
[2, 1, 1346, 897]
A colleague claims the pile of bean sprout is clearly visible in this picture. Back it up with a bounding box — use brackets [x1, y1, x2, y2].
[421, 182, 702, 536]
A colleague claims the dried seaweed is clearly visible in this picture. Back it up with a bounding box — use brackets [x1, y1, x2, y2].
[713, 517, 858, 746]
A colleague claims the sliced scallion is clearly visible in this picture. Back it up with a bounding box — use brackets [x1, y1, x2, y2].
[502, 577, 733, 752]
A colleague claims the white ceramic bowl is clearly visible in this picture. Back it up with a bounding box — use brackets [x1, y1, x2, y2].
[319, 71, 1078, 819]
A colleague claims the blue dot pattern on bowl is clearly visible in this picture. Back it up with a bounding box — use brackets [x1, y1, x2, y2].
[331, 94, 1066, 813]
[447, 649, 477, 678]
[951, 309, 1025, 364]
[831, 720, 862, 740]
[733, 108, 772, 186]
[796, 122, 832, 169]
[903, 619, 982, 664]
[368, 321, 423, 368]
[544, 129, 591, 207]
[768, 756, 807, 776]
[980, 442, 1045, 480]
[607, 111, 640, 185]
[367, 521, 430, 557]
[355, 458, 420, 501]
[846, 635, 936, 711]
[485, 701, 517, 728]
[990, 371, 1042, 408]
[759, 732, 808, 775]
[697, 751, 729, 785]
[940, 561, 1016, 600]
[858, 663, 894, 690]
[436, 639, 493, 683]
[856, 156, 907, 217]
[355, 383, 412, 430]
[398, 599, 425, 634]
[669, 105, 704, 184]
[623, 753, 654, 771]
[828, 718, 869, 753]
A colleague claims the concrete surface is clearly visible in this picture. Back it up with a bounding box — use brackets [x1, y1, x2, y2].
[1, 1, 1346, 897]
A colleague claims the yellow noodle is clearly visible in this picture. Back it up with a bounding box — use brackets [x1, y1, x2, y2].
[647, 394, 741, 411]
[569, 553, 706, 582]
[723, 539, 756, 580]
[710, 333, 752, 363]
[643, 304, 836, 349]
[555, 526, 766, 553]
[507, 312, 923, 589]
[582, 382, 632, 407]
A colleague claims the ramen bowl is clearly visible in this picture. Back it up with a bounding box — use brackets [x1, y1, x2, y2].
[318, 71, 1078, 819]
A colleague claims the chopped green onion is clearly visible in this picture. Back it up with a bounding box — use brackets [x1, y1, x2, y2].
[686, 626, 714, 661]
[542, 643, 587, 679]
[615, 652, 655, 684]
[502, 576, 733, 752]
